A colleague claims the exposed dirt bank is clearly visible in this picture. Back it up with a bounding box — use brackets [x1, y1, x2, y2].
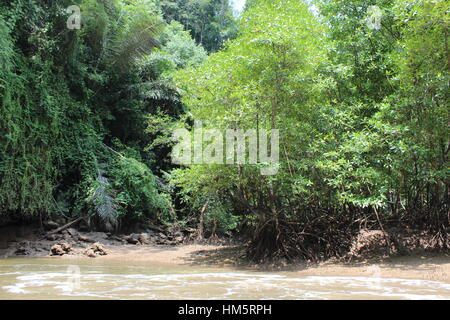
[99, 245, 450, 283]
[297, 255, 450, 283]
[0, 222, 197, 258]
[1, 224, 449, 283]
[2, 240, 449, 284]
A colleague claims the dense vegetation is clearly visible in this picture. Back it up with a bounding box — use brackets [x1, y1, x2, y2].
[0, 0, 448, 261]
[0, 0, 211, 229]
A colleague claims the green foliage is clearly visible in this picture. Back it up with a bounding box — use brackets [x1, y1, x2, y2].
[172, 0, 449, 257]
[170, 166, 241, 235]
[0, 6, 81, 216]
[171, 0, 331, 241]
[0, 0, 177, 227]
[86, 170, 119, 231]
[0, 0, 448, 259]
[159, 21, 208, 69]
[160, 0, 238, 52]
[109, 155, 172, 221]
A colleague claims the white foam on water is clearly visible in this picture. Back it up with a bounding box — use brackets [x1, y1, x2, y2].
[2, 284, 29, 294]
[1, 266, 449, 299]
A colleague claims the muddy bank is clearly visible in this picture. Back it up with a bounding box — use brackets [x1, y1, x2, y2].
[4, 237, 449, 284]
[300, 255, 450, 283]
[96, 244, 450, 283]
[0, 224, 449, 284]
[0, 223, 448, 272]
[16, 242, 450, 284]
[0, 222, 198, 259]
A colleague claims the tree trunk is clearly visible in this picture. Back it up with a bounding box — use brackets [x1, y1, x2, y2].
[196, 200, 209, 240]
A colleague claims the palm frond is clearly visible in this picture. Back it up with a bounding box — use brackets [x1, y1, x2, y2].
[127, 80, 181, 101]
[91, 170, 118, 232]
[105, 15, 164, 72]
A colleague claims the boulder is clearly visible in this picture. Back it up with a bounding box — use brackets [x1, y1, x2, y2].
[174, 236, 184, 244]
[66, 228, 78, 237]
[50, 242, 72, 256]
[145, 229, 157, 237]
[45, 234, 58, 241]
[124, 234, 140, 245]
[84, 242, 108, 258]
[109, 235, 126, 243]
[138, 233, 151, 245]
[62, 230, 72, 241]
[78, 234, 95, 243]
[85, 248, 96, 258]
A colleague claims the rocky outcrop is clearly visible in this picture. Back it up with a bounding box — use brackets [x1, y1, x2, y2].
[84, 242, 108, 258]
[50, 242, 72, 256]
[121, 231, 185, 245]
[2, 222, 194, 258]
[78, 234, 96, 243]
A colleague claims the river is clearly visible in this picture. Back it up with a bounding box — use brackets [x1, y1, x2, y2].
[1, 257, 449, 299]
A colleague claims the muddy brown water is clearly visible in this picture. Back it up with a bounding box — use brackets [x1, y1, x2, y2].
[1, 257, 450, 299]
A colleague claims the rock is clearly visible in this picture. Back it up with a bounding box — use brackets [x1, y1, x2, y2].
[49, 244, 64, 256]
[174, 236, 184, 244]
[62, 230, 72, 241]
[156, 238, 167, 245]
[84, 242, 108, 257]
[174, 231, 183, 238]
[85, 248, 96, 258]
[45, 234, 58, 241]
[66, 228, 78, 237]
[159, 233, 167, 240]
[144, 229, 157, 237]
[15, 247, 29, 255]
[156, 238, 177, 246]
[124, 234, 140, 245]
[60, 242, 71, 251]
[43, 221, 59, 231]
[138, 233, 151, 245]
[50, 242, 72, 256]
[78, 234, 95, 243]
[110, 235, 125, 243]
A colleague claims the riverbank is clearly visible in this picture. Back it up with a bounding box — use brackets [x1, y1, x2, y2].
[2, 240, 450, 284]
[2, 249, 449, 300]
[1, 223, 449, 284]
[70, 244, 450, 283]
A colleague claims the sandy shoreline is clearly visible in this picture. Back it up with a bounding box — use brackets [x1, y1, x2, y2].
[46, 244, 450, 283]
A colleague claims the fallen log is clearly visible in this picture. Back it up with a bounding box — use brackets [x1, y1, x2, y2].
[46, 216, 85, 235]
